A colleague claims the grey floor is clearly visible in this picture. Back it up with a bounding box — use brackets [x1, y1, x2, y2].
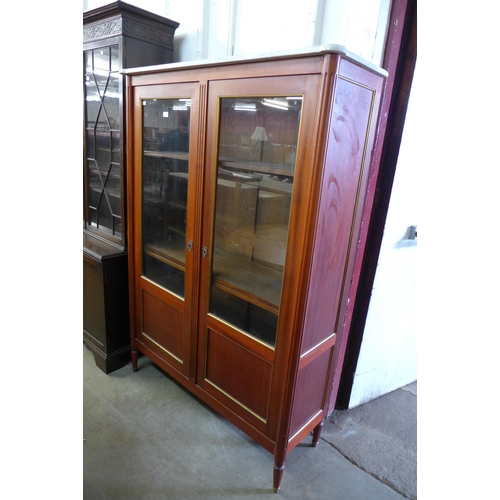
[83, 344, 416, 499]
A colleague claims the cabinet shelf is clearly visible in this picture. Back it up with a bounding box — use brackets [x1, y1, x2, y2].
[167, 201, 187, 210]
[248, 179, 293, 197]
[145, 238, 186, 271]
[216, 165, 294, 196]
[89, 182, 121, 198]
[142, 172, 189, 206]
[212, 248, 282, 314]
[143, 188, 167, 204]
[145, 238, 282, 312]
[219, 157, 294, 177]
[144, 150, 189, 161]
[88, 166, 120, 178]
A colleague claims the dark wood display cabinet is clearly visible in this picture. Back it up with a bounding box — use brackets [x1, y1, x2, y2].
[83, 1, 179, 373]
[124, 46, 386, 491]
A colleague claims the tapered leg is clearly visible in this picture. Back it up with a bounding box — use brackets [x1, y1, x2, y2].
[312, 420, 324, 447]
[273, 462, 285, 493]
[131, 349, 139, 372]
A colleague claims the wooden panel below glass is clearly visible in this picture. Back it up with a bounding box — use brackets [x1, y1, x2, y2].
[142, 290, 184, 363]
[204, 329, 273, 421]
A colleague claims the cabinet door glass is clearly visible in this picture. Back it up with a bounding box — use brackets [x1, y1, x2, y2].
[84, 45, 122, 238]
[142, 99, 191, 297]
[209, 96, 302, 346]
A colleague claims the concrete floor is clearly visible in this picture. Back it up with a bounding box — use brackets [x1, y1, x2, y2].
[83, 344, 416, 499]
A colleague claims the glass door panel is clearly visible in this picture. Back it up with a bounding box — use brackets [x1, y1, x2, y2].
[84, 45, 122, 239]
[142, 98, 191, 298]
[209, 96, 302, 346]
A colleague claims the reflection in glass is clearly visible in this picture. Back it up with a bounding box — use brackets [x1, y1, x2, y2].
[85, 51, 92, 74]
[85, 77, 99, 126]
[142, 98, 191, 298]
[104, 74, 120, 128]
[94, 48, 110, 71]
[111, 46, 120, 72]
[210, 96, 302, 346]
[84, 45, 122, 238]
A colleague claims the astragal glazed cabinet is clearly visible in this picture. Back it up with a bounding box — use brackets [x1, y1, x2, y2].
[124, 46, 386, 491]
[83, 1, 179, 373]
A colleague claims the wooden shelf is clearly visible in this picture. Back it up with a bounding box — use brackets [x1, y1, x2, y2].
[212, 247, 283, 314]
[248, 178, 293, 195]
[219, 157, 294, 177]
[169, 172, 189, 180]
[216, 178, 258, 190]
[89, 182, 121, 198]
[145, 238, 186, 271]
[144, 150, 189, 161]
[143, 187, 166, 204]
[142, 171, 189, 204]
[146, 237, 283, 313]
[167, 201, 187, 210]
[88, 167, 120, 180]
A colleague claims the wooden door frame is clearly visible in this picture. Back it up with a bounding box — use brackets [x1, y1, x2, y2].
[329, 0, 418, 411]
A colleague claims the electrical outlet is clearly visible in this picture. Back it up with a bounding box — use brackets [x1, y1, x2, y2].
[407, 225, 417, 240]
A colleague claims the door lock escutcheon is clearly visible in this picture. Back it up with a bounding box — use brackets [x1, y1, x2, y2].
[187, 240, 193, 252]
[202, 246, 208, 258]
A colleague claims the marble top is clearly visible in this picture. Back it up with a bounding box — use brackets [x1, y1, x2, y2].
[121, 44, 388, 78]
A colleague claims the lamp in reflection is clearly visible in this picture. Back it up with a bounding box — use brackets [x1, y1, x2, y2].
[251, 126, 269, 161]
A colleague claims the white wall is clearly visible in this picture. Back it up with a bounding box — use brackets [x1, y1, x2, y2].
[348, 63, 419, 408]
[83, 0, 418, 407]
[83, 0, 391, 65]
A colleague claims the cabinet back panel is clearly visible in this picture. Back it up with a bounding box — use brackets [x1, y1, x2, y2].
[205, 329, 272, 421]
[142, 290, 184, 363]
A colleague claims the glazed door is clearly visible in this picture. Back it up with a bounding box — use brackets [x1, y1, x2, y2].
[196, 74, 320, 433]
[131, 82, 201, 377]
[84, 44, 124, 245]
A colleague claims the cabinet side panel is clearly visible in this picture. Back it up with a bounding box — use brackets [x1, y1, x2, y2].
[289, 349, 331, 438]
[123, 38, 174, 68]
[301, 78, 376, 354]
[83, 258, 106, 346]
